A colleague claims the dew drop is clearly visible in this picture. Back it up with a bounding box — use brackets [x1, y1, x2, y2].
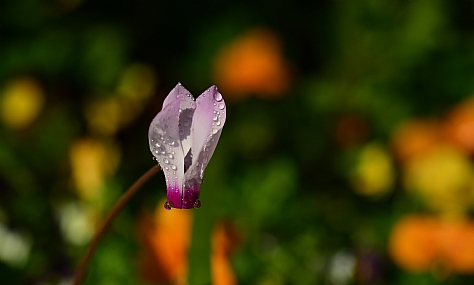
[218, 103, 225, 110]
[171, 164, 177, 170]
[164, 166, 169, 170]
[194, 200, 202, 209]
[216, 121, 221, 126]
[184, 121, 190, 126]
[168, 153, 174, 159]
[155, 143, 161, 148]
[212, 129, 218, 135]
[214, 92, 223, 102]
[213, 115, 218, 122]
[169, 141, 176, 146]
[163, 158, 170, 164]
[164, 201, 172, 210]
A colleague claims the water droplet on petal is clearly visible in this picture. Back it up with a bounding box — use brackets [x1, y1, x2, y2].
[184, 121, 190, 127]
[212, 129, 218, 135]
[164, 201, 172, 210]
[171, 164, 177, 170]
[216, 121, 221, 126]
[194, 200, 202, 209]
[218, 103, 225, 110]
[163, 158, 170, 164]
[168, 153, 174, 159]
[213, 115, 218, 122]
[214, 92, 223, 102]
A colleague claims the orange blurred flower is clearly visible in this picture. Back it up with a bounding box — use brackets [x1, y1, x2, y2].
[137, 200, 239, 285]
[335, 114, 369, 148]
[444, 97, 474, 154]
[389, 215, 438, 272]
[211, 222, 240, 285]
[213, 28, 291, 99]
[137, 199, 192, 285]
[389, 215, 474, 274]
[391, 119, 442, 163]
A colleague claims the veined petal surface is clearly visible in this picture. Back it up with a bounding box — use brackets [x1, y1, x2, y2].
[149, 83, 226, 209]
[149, 83, 195, 208]
[185, 86, 226, 183]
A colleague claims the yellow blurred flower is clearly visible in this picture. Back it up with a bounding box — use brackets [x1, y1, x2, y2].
[116, 62, 157, 101]
[0, 77, 45, 129]
[84, 97, 124, 136]
[351, 143, 395, 197]
[403, 144, 474, 216]
[213, 28, 291, 99]
[85, 62, 157, 136]
[69, 138, 120, 201]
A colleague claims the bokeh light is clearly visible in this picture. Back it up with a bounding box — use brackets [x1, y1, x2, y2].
[3, 1, 474, 285]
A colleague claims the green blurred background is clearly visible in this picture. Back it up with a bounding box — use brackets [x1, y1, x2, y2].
[3, 1, 474, 284]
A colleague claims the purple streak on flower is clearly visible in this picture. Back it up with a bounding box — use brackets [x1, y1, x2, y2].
[149, 83, 226, 209]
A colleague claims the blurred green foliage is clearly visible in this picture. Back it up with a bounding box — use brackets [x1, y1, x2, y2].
[2, 1, 474, 285]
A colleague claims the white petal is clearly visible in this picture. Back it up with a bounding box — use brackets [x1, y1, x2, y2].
[149, 83, 195, 207]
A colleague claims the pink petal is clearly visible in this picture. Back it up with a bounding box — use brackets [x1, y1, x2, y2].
[184, 86, 226, 184]
[149, 83, 196, 208]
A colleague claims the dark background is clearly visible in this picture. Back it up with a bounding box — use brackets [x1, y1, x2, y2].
[2, 1, 474, 284]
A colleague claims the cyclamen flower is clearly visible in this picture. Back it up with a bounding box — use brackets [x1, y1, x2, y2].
[149, 83, 226, 209]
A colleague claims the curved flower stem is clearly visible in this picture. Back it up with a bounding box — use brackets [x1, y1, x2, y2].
[73, 164, 161, 285]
